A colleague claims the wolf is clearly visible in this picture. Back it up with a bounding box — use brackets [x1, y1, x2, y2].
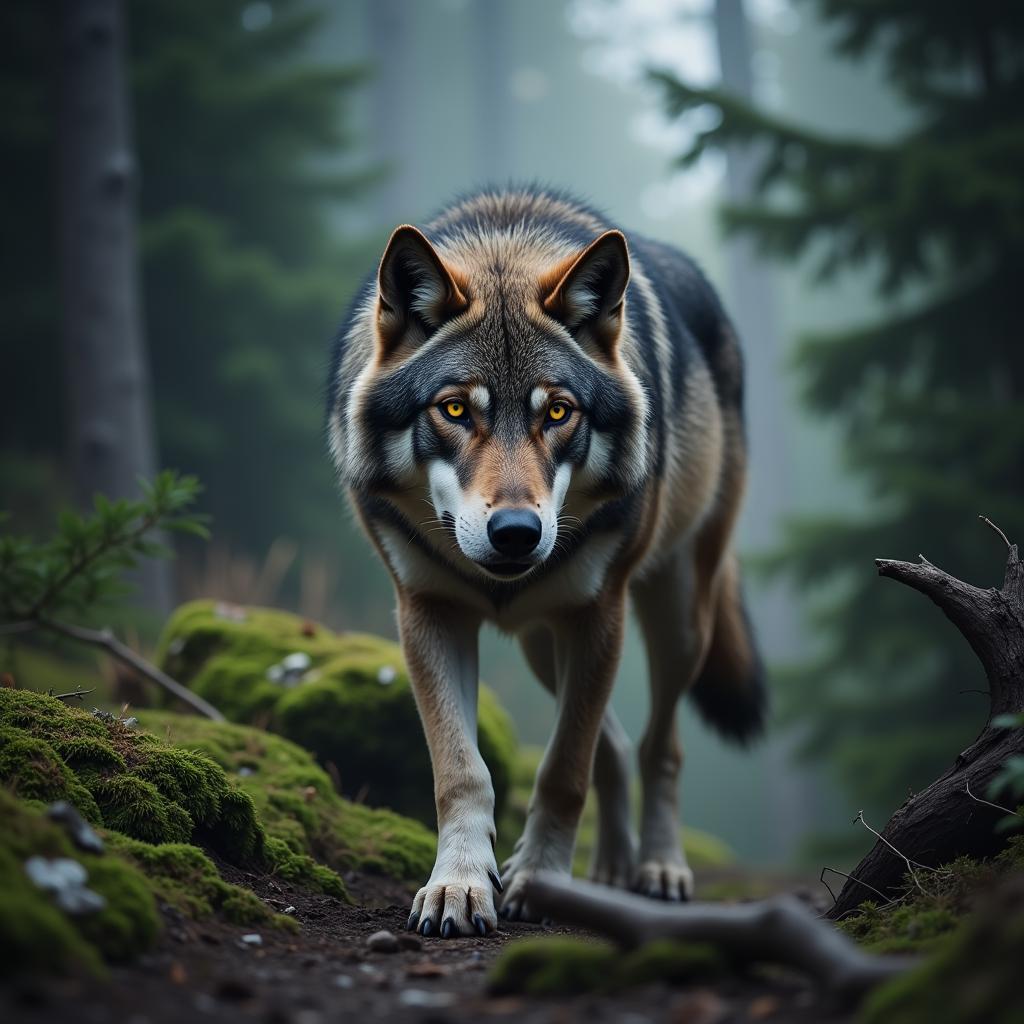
[326, 188, 765, 938]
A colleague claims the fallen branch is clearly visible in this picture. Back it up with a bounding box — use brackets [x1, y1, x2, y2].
[522, 872, 912, 1005]
[9, 617, 223, 722]
[828, 520, 1024, 918]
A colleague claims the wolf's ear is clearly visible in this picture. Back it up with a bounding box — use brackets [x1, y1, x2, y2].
[541, 230, 630, 356]
[376, 225, 468, 354]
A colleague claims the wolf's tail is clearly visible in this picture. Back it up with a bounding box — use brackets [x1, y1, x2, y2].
[688, 557, 767, 744]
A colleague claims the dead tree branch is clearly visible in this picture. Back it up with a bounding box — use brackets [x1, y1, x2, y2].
[522, 872, 913, 1005]
[828, 521, 1024, 918]
[10, 617, 223, 721]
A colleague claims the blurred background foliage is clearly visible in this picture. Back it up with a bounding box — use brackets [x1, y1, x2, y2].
[2, 0, 1022, 870]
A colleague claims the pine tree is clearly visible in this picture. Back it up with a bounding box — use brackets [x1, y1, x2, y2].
[132, 0, 375, 554]
[654, 1, 1024, 816]
[0, 0, 374, 558]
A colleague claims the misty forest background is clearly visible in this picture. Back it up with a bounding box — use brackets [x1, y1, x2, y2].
[3, 0, 1021, 872]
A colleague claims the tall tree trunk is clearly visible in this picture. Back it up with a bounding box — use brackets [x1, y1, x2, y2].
[58, 0, 171, 619]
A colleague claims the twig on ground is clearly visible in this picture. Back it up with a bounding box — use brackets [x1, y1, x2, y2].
[51, 686, 96, 702]
[854, 811, 939, 895]
[522, 872, 914, 1005]
[820, 866, 889, 908]
[965, 780, 1022, 819]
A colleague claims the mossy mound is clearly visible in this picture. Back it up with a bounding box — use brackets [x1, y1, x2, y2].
[105, 834, 278, 926]
[141, 711, 436, 884]
[0, 688, 346, 900]
[0, 788, 159, 977]
[860, 873, 1024, 1024]
[155, 600, 517, 825]
[488, 936, 725, 996]
[839, 837, 1024, 955]
[498, 744, 735, 874]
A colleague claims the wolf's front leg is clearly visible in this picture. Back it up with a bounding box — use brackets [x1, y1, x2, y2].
[398, 594, 500, 938]
[501, 595, 625, 921]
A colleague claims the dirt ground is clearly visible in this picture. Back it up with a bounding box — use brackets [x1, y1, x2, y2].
[1, 865, 854, 1024]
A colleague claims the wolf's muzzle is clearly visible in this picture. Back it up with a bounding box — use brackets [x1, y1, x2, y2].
[487, 509, 542, 559]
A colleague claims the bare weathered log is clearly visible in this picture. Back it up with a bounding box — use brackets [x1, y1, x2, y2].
[828, 526, 1024, 919]
[523, 872, 912, 1005]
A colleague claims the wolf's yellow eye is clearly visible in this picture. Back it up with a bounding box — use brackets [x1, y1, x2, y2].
[546, 401, 571, 424]
[442, 400, 467, 421]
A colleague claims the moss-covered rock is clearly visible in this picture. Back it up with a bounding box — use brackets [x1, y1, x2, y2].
[140, 711, 436, 884]
[155, 600, 517, 825]
[0, 688, 346, 899]
[104, 834, 278, 926]
[488, 935, 725, 996]
[860, 874, 1024, 1024]
[839, 837, 1024, 955]
[0, 788, 159, 977]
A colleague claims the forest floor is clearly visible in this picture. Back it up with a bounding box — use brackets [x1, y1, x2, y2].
[1, 864, 854, 1024]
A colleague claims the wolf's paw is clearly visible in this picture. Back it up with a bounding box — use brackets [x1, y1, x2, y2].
[499, 841, 573, 922]
[407, 870, 501, 938]
[588, 826, 638, 890]
[634, 859, 694, 902]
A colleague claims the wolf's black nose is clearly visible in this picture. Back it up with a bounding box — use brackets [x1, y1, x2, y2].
[488, 509, 542, 558]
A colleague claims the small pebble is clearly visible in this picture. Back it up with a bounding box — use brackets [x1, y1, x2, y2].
[240, 933, 263, 947]
[398, 989, 455, 1009]
[332, 974, 354, 989]
[366, 929, 399, 953]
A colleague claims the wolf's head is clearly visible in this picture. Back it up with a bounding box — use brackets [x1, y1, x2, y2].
[337, 223, 650, 582]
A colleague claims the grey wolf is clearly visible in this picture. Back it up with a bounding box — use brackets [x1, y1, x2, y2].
[326, 187, 765, 938]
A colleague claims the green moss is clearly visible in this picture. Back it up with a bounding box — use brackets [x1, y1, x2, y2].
[839, 838, 1024, 955]
[0, 688, 265, 862]
[0, 729, 100, 820]
[489, 937, 615, 995]
[0, 688, 348, 905]
[142, 710, 435, 885]
[104, 834, 282, 927]
[618, 939, 725, 985]
[156, 600, 517, 825]
[0, 789, 159, 977]
[860, 875, 1024, 1024]
[488, 936, 725, 996]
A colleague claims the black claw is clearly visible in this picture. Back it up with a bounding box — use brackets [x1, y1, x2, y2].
[541, 917, 553, 928]
[488, 869, 504, 893]
[499, 906, 510, 920]
[407, 910, 420, 931]
[441, 917, 455, 939]
[421, 916, 434, 937]
[473, 914, 487, 936]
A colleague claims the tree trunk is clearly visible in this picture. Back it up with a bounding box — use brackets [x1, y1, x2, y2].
[58, 0, 171, 618]
[828, 527, 1024, 919]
